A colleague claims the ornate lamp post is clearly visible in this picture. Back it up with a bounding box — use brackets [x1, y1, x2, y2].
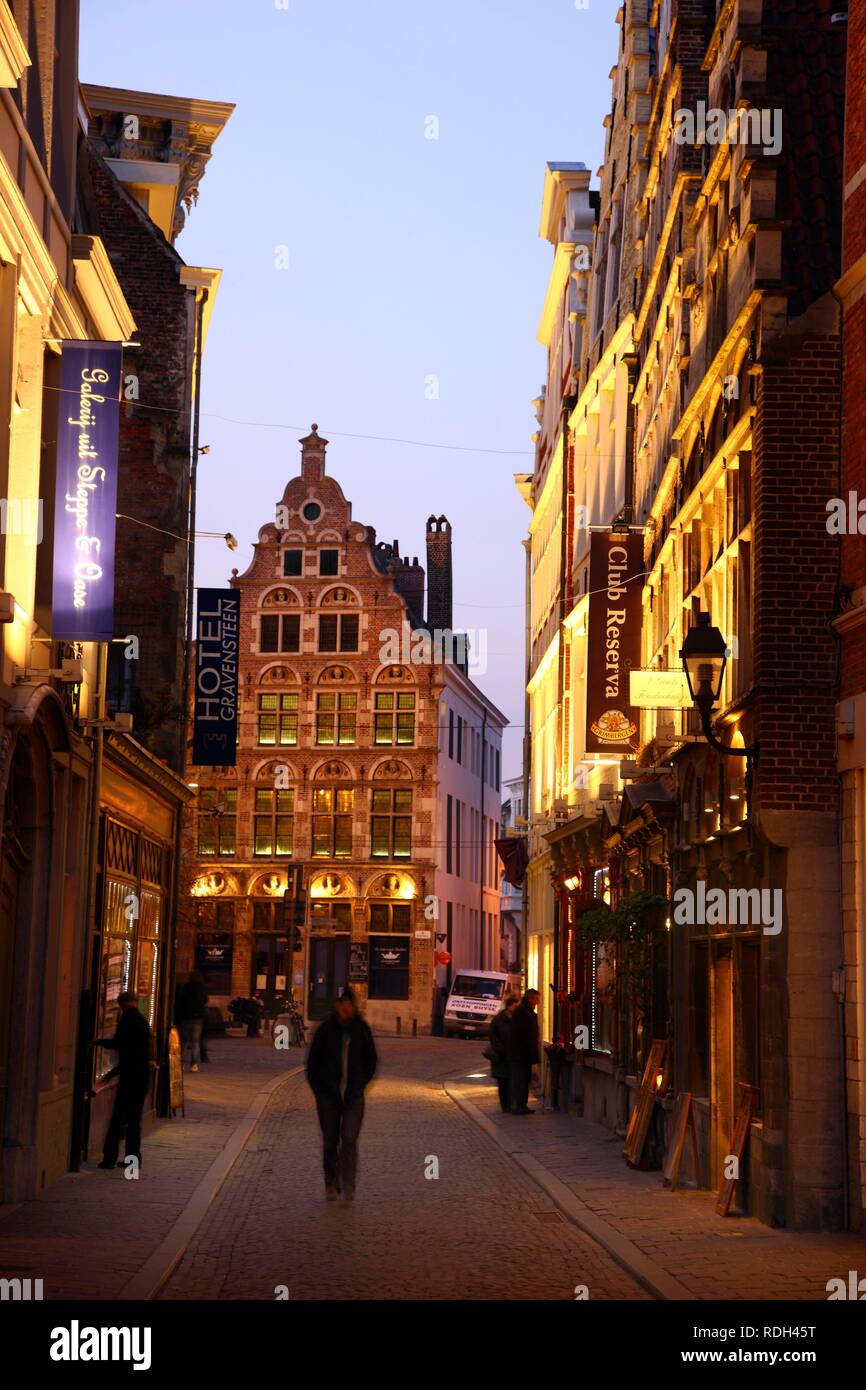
[679, 611, 758, 811]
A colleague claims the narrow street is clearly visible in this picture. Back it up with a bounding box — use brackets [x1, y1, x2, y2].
[161, 1038, 645, 1301]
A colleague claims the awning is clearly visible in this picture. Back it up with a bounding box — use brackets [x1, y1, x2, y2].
[495, 835, 529, 887]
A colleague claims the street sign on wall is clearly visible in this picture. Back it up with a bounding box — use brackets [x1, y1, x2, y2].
[192, 588, 240, 766]
[585, 531, 643, 755]
[51, 340, 122, 641]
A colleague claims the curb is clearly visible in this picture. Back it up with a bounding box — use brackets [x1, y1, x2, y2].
[119, 1064, 303, 1301]
[444, 1082, 694, 1303]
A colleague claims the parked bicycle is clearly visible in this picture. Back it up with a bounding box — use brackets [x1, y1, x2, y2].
[270, 993, 306, 1047]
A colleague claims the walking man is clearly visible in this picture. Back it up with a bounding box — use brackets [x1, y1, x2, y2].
[91, 991, 151, 1170]
[508, 988, 540, 1114]
[306, 986, 377, 1202]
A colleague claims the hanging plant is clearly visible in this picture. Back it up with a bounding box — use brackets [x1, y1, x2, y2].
[576, 891, 668, 948]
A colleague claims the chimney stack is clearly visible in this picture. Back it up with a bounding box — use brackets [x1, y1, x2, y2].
[426, 515, 453, 631]
[299, 423, 327, 485]
[389, 543, 425, 624]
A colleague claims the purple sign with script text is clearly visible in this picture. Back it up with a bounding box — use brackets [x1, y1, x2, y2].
[51, 340, 122, 642]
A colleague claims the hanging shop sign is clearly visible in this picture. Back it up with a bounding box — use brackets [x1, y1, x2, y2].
[629, 668, 691, 710]
[585, 531, 643, 755]
[192, 588, 240, 766]
[51, 340, 122, 641]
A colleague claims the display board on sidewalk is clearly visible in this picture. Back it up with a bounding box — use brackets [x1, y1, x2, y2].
[168, 1025, 184, 1117]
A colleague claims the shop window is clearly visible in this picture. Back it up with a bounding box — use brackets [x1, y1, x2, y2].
[689, 942, 710, 1097]
[737, 938, 761, 1103]
[94, 827, 167, 1081]
[195, 901, 235, 994]
[197, 787, 237, 856]
[316, 691, 357, 745]
[318, 613, 358, 652]
[257, 692, 299, 746]
[370, 788, 412, 858]
[368, 935, 409, 1000]
[134, 889, 162, 1029]
[95, 876, 135, 1081]
[368, 902, 412, 933]
[254, 787, 294, 856]
[310, 901, 352, 932]
[311, 787, 354, 857]
[260, 614, 300, 653]
[374, 690, 415, 745]
[283, 550, 303, 576]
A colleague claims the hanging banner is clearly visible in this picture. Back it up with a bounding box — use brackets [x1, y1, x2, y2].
[585, 531, 643, 755]
[192, 588, 240, 766]
[51, 340, 122, 641]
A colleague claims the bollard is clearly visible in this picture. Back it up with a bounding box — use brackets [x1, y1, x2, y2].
[396, 1016, 401, 1035]
[412, 1017, 417, 1037]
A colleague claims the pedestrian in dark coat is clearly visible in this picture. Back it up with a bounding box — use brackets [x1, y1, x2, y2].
[508, 988, 540, 1114]
[176, 971, 208, 1071]
[487, 995, 518, 1112]
[306, 986, 377, 1201]
[91, 992, 152, 1169]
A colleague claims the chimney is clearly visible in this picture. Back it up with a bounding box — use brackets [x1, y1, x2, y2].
[299, 423, 327, 485]
[389, 544, 425, 623]
[426, 515, 453, 631]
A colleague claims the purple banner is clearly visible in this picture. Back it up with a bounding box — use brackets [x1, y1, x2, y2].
[51, 340, 122, 642]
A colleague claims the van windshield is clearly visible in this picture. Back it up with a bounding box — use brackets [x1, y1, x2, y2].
[451, 975, 504, 1001]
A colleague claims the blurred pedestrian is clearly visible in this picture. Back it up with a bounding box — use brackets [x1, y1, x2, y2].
[90, 992, 151, 1170]
[486, 994, 518, 1111]
[306, 986, 377, 1202]
[176, 970, 208, 1072]
[508, 988, 540, 1114]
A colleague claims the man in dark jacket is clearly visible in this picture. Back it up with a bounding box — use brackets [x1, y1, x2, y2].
[508, 988, 540, 1114]
[91, 992, 152, 1169]
[488, 994, 518, 1111]
[306, 986, 377, 1201]
[176, 971, 209, 1071]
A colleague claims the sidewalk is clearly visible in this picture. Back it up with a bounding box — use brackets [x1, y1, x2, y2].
[0, 1036, 301, 1301]
[447, 1075, 866, 1301]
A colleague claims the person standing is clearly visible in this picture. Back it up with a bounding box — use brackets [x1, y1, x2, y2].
[91, 992, 152, 1170]
[176, 970, 208, 1071]
[487, 994, 518, 1112]
[508, 988, 540, 1115]
[306, 986, 377, 1202]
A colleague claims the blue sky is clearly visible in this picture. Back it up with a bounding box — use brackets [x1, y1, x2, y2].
[80, 0, 615, 779]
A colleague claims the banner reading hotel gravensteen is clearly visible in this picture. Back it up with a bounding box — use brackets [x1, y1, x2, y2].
[51, 340, 122, 642]
[585, 531, 643, 756]
[192, 588, 240, 767]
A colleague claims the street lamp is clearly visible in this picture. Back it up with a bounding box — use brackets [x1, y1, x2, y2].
[679, 611, 758, 808]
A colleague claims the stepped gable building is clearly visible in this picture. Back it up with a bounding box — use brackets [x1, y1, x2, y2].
[182, 428, 505, 1033]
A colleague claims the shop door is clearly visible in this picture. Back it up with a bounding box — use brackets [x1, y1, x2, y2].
[711, 946, 734, 1191]
[252, 936, 290, 1017]
[0, 855, 20, 1203]
[308, 936, 349, 1021]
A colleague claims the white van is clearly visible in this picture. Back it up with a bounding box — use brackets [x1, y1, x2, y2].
[443, 970, 509, 1038]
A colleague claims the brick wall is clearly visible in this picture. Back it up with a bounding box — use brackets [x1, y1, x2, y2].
[81, 144, 195, 768]
[752, 322, 842, 812]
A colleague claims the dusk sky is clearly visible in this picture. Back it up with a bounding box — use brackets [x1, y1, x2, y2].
[80, 0, 614, 780]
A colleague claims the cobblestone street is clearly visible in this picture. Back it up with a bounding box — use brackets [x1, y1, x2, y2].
[162, 1036, 646, 1301]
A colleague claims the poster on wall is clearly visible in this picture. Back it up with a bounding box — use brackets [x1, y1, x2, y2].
[349, 942, 369, 983]
[51, 340, 122, 641]
[192, 588, 240, 766]
[585, 531, 643, 756]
